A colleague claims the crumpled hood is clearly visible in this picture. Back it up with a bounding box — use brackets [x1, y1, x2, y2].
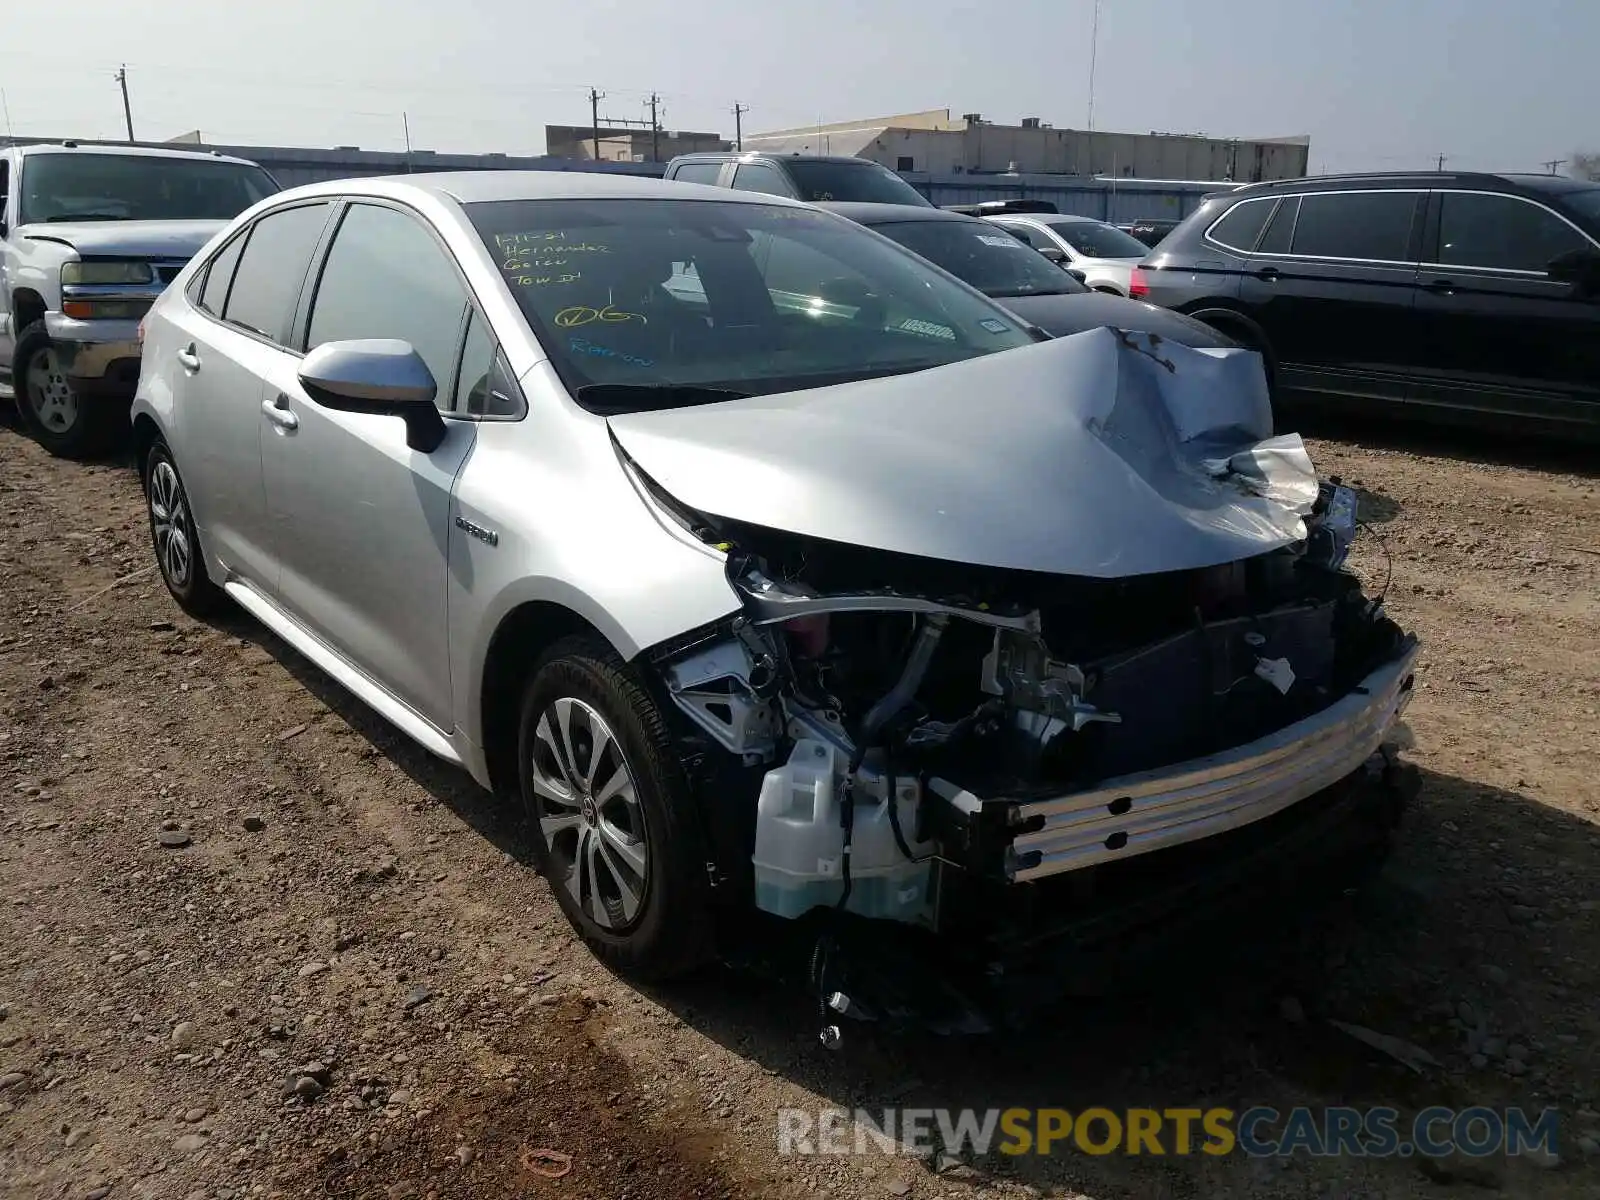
[608, 328, 1317, 579]
[16, 219, 225, 259]
[996, 291, 1236, 348]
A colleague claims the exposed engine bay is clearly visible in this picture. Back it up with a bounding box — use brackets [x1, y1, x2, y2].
[646, 466, 1415, 937]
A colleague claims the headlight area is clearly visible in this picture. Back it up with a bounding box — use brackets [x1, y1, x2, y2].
[59, 260, 159, 322]
[643, 493, 1419, 1036]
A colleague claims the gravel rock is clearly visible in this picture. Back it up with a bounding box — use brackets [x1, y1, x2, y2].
[182, 1107, 208, 1123]
[455, 1145, 475, 1166]
[1504, 1058, 1527, 1076]
[1507, 1043, 1530, 1061]
[85, 1187, 113, 1200]
[1478, 963, 1510, 986]
[292, 1075, 325, 1101]
[170, 1021, 197, 1047]
[173, 1132, 209, 1153]
[1279, 996, 1306, 1024]
[242, 815, 267, 833]
[1507, 904, 1538, 924]
[403, 986, 433, 1011]
[0, 1071, 26, 1090]
[298, 961, 329, 979]
[158, 829, 192, 849]
[885, 1179, 912, 1196]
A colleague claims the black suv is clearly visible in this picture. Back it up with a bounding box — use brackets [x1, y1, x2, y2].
[1136, 173, 1600, 436]
[663, 153, 933, 207]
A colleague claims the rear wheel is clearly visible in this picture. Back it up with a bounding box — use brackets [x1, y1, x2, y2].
[15, 322, 123, 459]
[144, 439, 225, 617]
[517, 636, 711, 980]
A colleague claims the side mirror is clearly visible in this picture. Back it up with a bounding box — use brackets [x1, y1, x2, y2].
[297, 339, 447, 453]
[1546, 248, 1600, 295]
[1037, 245, 1068, 264]
[1067, 268, 1088, 283]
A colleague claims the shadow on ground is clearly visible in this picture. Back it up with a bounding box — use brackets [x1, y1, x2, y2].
[210, 614, 1600, 1193]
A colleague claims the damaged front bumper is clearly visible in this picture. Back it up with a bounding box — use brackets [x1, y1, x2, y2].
[940, 639, 1418, 883]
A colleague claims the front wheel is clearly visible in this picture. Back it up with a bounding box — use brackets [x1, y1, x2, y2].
[517, 636, 711, 980]
[15, 322, 123, 459]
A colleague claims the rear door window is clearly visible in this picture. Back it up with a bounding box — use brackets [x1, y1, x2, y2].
[222, 202, 332, 342]
[197, 231, 247, 316]
[1289, 192, 1419, 263]
[1206, 197, 1274, 252]
[670, 161, 724, 186]
[1255, 196, 1298, 254]
[1435, 192, 1590, 272]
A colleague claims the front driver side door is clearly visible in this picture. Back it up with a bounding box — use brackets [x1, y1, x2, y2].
[259, 200, 477, 732]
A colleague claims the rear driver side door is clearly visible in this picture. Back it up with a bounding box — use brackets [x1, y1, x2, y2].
[259, 200, 478, 732]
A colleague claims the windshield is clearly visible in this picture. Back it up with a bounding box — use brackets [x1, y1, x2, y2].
[468, 198, 1033, 410]
[1045, 219, 1153, 259]
[19, 153, 279, 223]
[872, 219, 1087, 297]
[784, 159, 933, 207]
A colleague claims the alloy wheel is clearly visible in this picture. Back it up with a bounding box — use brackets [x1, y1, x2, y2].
[148, 459, 194, 589]
[528, 697, 649, 930]
[26, 348, 78, 434]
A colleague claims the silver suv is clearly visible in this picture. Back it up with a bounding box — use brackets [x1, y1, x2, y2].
[0, 142, 278, 456]
[132, 171, 1416, 1016]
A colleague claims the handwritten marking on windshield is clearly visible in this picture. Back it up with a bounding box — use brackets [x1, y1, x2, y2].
[555, 305, 648, 328]
[569, 337, 654, 367]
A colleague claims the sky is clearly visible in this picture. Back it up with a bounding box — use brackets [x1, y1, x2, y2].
[2, 0, 1596, 175]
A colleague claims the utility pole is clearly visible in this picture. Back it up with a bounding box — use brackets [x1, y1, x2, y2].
[732, 101, 748, 151]
[1085, 0, 1102, 178]
[648, 92, 661, 162]
[401, 112, 413, 172]
[1542, 158, 1567, 176]
[588, 87, 605, 160]
[115, 64, 135, 142]
[1435, 153, 1447, 171]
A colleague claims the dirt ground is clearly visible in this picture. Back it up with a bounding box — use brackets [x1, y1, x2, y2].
[1, 405, 1596, 1200]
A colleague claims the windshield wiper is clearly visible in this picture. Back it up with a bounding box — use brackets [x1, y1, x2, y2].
[576, 383, 751, 414]
[43, 212, 130, 222]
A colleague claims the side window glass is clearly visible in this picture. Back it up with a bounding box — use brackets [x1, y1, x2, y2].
[1437, 193, 1589, 272]
[0, 160, 9, 217]
[222, 203, 331, 342]
[1207, 198, 1272, 252]
[731, 163, 792, 197]
[1000, 223, 1040, 248]
[670, 162, 723, 186]
[197, 232, 247, 316]
[1256, 196, 1297, 255]
[1290, 192, 1418, 262]
[452, 309, 525, 418]
[306, 203, 469, 406]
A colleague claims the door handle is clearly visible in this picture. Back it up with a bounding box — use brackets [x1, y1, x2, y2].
[1254, 266, 1280, 282]
[261, 396, 299, 432]
[1422, 279, 1456, 295]
[176, 345, 201, 372]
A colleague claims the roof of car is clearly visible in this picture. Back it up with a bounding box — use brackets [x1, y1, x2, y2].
[670, 152, 880, 165]
[817, 201, 979, 225]
[272, 170, 801, 207]
[14, 142, 262, 168]
[1229, 170, 1600, 197]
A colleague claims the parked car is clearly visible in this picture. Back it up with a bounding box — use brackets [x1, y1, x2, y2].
[0, 142, 281, 456]
[1135, 172, 1600, 437]
[817, 202, 1236, 347]
[132, 171, 1417, 1024]
[663, 152, 933, 206]
[983, 213, 1154, 295]
[1118, 217, 1182, 248]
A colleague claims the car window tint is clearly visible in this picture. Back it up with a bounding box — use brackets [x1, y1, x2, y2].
[1207, 198, 1273, 252]
[1046, 220, 1151, 259]
[1290, 192, 1417, 262]
[453, 309, 524, 418]
[306, 203, 468, 403]
[1256, 196, 1297, 254]
[731, 163, 792, 197]
[670, 162, 723, 186]
[223, 203, 331, 342]
[1437, 193, 1589, 272]
[997, 222, 1043, 249]
[198, 231, 247, 316]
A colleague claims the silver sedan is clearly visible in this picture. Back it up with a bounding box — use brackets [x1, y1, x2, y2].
[131, 171, 1415, 1010]
[985, 213, 1155, 295]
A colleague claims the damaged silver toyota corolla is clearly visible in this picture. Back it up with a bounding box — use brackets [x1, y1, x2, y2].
[133, 174, 1416, 1033]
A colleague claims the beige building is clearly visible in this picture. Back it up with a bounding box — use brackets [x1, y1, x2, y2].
[544, 124, 728, 163]
[744, 109, 1309, 182]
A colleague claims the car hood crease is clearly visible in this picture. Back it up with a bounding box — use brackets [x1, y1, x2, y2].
[607, 328, 1311, 579]
[16, 219, 227, 257]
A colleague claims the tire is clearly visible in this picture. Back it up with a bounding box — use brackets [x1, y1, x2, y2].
[14, 322, 124, 459]
[143, 438, 225, 617]
[517, 635, 711, 980]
